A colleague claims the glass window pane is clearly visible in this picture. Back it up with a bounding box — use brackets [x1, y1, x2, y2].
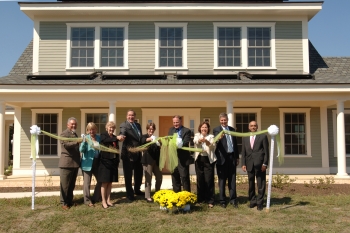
[168, 58, 174, 66]
[175, 58, 182, 66]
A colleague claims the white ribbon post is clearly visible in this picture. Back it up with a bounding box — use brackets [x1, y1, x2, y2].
[266, 125, 279, 213]
[30, 125, 41, 210]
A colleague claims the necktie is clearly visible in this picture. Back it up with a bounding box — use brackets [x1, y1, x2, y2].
[225, 127, 233, 153]
[132, 123, 140, 137]
[250, 136, 255, 149]
[176, 128, 181, 137]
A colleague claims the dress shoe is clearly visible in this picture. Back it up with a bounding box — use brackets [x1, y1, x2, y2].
[231, 200, 238, 208]
[87, 203, 95, 207]
[257, 204, 263, 211]
[107, 203, 115, 207]
[102, 204, 109, 209]
[220, 203, 226, 208]
[62, 205, 70, 210]
[145, 198, 153, 203]
[127, 196, 135, 202]
[135, 191, 145, 196]
[249, 203, 257, 208]
[208, 203, 214, 208]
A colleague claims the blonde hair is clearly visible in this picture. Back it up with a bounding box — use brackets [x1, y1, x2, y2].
[86, 122, 98, 133]
[105, 121, 116, 130]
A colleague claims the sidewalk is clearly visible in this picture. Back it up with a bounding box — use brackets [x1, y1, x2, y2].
[0, 174, 349, 199]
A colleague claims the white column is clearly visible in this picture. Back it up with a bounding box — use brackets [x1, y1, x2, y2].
[13, 106, 21, 171]
[226, 101, 234, 127]
[0, 102, 6, 180]
[336, 100, 349, 177]
[109, 101, 116, 123]
[320, 105, 329, 168]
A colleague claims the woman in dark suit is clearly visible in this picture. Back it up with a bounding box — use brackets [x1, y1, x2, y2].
[98, 121, 124, 209]
[141, 123, 162, 202]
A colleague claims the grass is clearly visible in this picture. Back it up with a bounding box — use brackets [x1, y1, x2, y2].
[0, 188, 350, 233]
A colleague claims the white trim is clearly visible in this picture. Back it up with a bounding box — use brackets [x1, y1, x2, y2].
[302, 18, 309, 73]
[279, 108, 311, 157]
[154, 22, 188, 70]
[80, 108, 109, 135]
[332, 109, 350, 157]
[66, 23, 129, 70]
[320, 106, 329, 167]
[32, 20, 40, 74]
[141, 108, 200, 134]
[213, 22, 276, 70]
[233, 108, 262, 130]
[31, 109, 63, 158]
[13, 107, 21, 169]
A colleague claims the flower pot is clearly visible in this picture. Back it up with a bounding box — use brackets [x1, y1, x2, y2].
[159, 205, 168, 211]
[181, 204, 190, 211]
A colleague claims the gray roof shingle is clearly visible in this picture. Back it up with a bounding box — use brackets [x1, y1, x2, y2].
[1, 40, 350, 85]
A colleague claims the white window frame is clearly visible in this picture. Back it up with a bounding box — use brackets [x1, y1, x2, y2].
[80, 109, 108, 135]
[154, 22, 188, 70]
[31, 109, 63, 158]
[213, 22, 276, 70]
[66, 23, 129, 70]
[279, 108, 311, 157]
[332, 109, 350, 157]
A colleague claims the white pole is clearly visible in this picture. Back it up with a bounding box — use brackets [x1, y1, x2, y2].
[266, 135, 275, 213]
[32, 160, 36, 210]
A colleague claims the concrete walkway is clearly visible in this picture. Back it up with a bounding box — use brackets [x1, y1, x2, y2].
[0, 174, 349, 199]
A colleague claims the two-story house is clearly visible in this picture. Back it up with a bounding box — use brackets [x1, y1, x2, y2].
[0, 0, 349, 179]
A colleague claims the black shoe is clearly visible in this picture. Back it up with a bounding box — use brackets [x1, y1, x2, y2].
[127, 196, 135, 202]
[231, 200, 238, 208]
[249, 203, 257, 208]
[135, 191, 145, 196]
[220, 203, 226, 208]
[257, 204, 263, 211]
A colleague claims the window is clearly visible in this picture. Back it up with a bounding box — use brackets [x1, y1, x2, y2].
[332, 110, 350, 156]
[31, 109, 63, 158]
[279, 108, 311, 157]
[66, 23, 129, 70]
[235, 112, 257, 154]
[155, 23, 188, 70]
[80, 109, 108, 135]
[214, 22, 275, 69]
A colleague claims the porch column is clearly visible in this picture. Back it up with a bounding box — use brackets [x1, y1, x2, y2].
[0, 102, 6, 180]
[336, 100, 349, 177]
[109, 101, 116, 123]
[226, 101, 234, 127]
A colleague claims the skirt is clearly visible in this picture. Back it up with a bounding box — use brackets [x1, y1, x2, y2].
[98, 157, 119, 183]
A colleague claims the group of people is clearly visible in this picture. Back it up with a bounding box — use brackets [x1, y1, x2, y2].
[58, 110, 269, 211]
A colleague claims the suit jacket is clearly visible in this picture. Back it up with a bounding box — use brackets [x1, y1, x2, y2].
[213, 125, 239, 166]
[59, 128, 81, 168]
[100, 132, 120, 161]
[168, 126, 192, 166]
[193, 133, 217, 164]
[120, 121, 142, 161]
[140, 134, 161, 166]
[79, 134, 101, 171]
[241, 134, 269, 171]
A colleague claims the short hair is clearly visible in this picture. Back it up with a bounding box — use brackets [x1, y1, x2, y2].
[67, 117, 78, 124]
[198, 121, 210, 133]
[173, 115, 182, 121]
[105, 121, 116, 130]
[146, 122, 156, 131]
[249, 120, 258, 126]
[86, 122, 98, 133]
[218, 112, 228, 119]
[126, 109, 136, 116]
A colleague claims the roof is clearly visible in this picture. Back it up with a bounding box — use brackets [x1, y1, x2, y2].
[1, 40, 349, 85]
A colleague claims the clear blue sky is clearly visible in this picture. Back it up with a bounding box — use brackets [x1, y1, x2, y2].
[0, 0, 349, 77]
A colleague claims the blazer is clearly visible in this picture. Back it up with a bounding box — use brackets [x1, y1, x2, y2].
[120, 121, 142, 161]
[193, 133, 217, 164]
[168, 126, 192, 166]
[241, 134, 269, 171]
[99, 132, 120, 160]
[59, 128, 81, 168]
[140, 134, 161, 166]
[79, 134, 101, 171]
[213, 125, 239, 166]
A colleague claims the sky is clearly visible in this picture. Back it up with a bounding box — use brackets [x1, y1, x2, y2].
[0, 0, 349, 77]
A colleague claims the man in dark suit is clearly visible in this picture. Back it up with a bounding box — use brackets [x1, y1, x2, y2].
[213, 112, 239, 208]
[168, 115, 192, 192]
[59, 117, 81, 210]
[241, 120, 269, 211]
[120, 109, 143, 201]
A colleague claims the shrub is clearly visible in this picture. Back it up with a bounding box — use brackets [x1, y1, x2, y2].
[304, 176, 335, 189]
[268, 173, 296, 189]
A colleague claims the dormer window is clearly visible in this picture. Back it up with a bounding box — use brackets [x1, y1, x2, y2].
[66, 23, 129, 70]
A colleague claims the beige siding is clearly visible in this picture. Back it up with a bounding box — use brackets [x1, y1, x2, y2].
[328, 109, 336, 167]
[275, 21, 303, 71]
[200, 107, 226, 129]
[187, 22, 214, 72]
[39, 22, 67, 72]
[128, 22, 155, 71]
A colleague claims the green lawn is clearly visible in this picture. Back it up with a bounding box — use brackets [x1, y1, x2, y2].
[1, 186, 349, 233]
